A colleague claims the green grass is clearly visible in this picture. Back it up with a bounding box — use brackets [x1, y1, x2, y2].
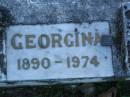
[0, 81, 129, 97]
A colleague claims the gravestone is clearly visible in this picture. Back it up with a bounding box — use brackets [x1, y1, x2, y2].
[0, 0, 129, 86]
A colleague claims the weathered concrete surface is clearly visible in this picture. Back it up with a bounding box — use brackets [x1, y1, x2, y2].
[0, 0, 122, 25]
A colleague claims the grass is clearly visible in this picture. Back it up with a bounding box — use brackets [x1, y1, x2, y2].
[0, 81, 129, 97]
